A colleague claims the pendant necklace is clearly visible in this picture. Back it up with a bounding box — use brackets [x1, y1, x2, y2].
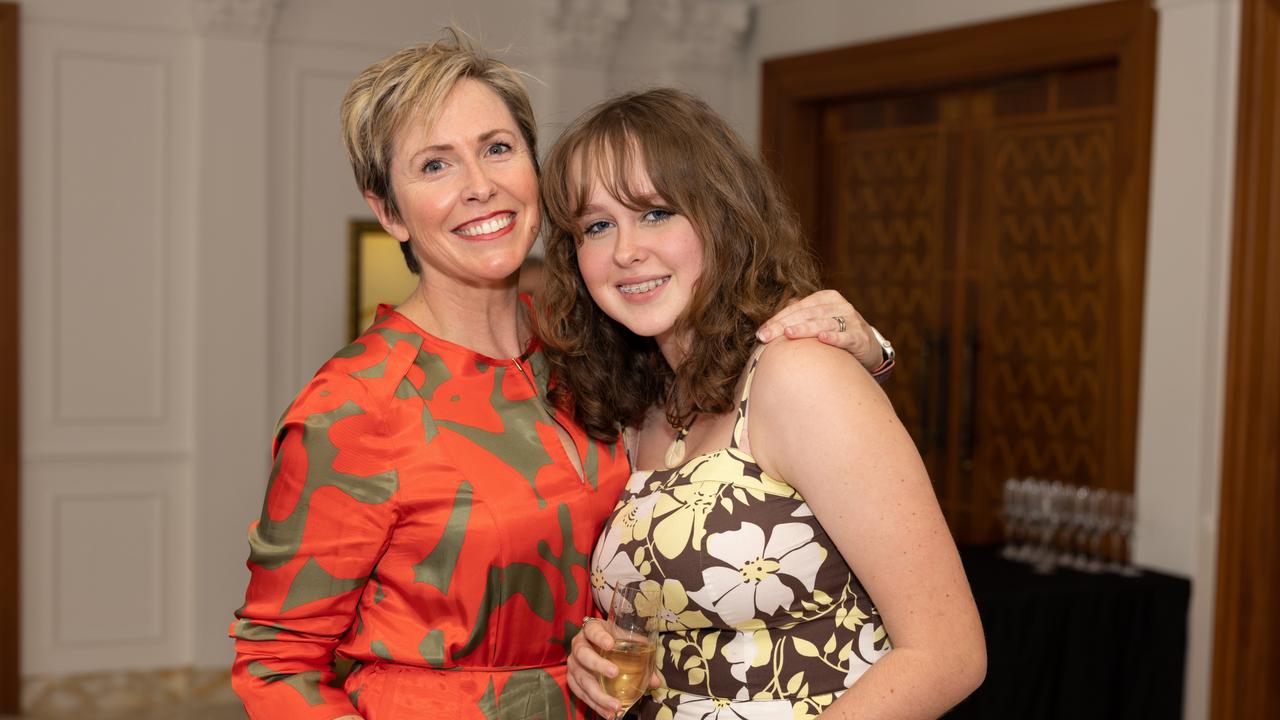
[663, 416, 696, 469]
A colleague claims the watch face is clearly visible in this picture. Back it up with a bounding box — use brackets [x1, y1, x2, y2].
[871, 326, 894, 361]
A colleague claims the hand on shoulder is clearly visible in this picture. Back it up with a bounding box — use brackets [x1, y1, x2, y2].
[745, 337, 903, 492]
[749, 338, 889, 417]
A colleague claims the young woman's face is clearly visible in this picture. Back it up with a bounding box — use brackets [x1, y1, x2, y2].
[573, 157, 704, 351]
[372, 78, 539, 287]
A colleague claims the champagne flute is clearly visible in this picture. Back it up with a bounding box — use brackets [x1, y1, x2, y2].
[1000, 477, 1019, 560]
[598, 580, 659, 719]
[1111, 492, 1139, 576]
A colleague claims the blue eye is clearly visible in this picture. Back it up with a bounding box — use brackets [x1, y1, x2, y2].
[643, 208, 674, 223]
[487, 142, 512, 156]
[583, 220, 612, 237]
[422, 159, 444, 174]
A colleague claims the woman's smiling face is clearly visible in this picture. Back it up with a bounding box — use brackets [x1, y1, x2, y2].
[573, 154, 704, 355]
[374, 78, 540, 288]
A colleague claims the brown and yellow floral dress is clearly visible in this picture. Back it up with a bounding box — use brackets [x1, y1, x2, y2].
[590, 347, 891, 720]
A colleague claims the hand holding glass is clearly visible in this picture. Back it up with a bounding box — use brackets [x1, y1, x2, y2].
[598, 581, 659, 718]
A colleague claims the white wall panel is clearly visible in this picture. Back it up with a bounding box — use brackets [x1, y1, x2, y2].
[20, 3, 197, 686]
[54, 492, 166, 644]
[291, 67, 376, 384]
[23, 458, 191, 675]
[268, 44, 389, 413]
[188, 25, 276, 668]
[1136, 3, 1240, 717]
[22, 21, 195, 457]
[18, 0, 193, 33]
[52, 53, 169, 423]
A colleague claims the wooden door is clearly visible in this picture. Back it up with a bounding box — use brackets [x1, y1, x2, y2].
[971, 65, 1126, 541]
[819, 65, 1129, 543]
[772, 2, 1156, 545]
[1211, 0, 1280, 716]
[0, 1, 19, 713]
[818, 91, 958, 492]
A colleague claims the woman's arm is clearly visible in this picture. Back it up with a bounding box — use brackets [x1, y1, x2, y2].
[756, 290, 893, 379]
[230, 376, 396, 720]
[749, 339, 985, 719]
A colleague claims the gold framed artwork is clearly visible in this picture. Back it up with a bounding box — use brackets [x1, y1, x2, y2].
[348, 219, 419, 340]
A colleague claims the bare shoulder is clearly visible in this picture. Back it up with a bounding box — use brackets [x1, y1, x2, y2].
[749, 337, 886, 415]
[747, 339, 898, 471]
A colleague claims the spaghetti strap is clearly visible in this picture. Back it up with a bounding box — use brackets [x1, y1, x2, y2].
[622, 425, 638, 467]
[730, 345, 769, 450]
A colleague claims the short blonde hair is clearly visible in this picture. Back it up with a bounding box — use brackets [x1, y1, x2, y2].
[340, 29, 538, 271]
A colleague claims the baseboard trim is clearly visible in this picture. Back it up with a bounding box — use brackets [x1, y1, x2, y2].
[22, 666, 237, 717]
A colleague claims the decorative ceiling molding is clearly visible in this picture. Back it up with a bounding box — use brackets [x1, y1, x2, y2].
[192, 0, 284, 37]
[659, 0, 752, 69]
[534, 0, 634, 63]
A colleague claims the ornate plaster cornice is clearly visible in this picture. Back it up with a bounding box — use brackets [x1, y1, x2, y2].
[192, 0, 283, 37]
[534, 0, 634, 63]
[658, 0, 752, 69]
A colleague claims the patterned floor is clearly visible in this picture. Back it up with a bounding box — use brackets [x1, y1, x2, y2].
[1, 705, 243, 719]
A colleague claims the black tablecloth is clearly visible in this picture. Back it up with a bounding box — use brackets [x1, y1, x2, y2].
[947, 547, 1191, 719]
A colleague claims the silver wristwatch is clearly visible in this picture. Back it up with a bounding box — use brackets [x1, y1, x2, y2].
[871, 325, 895, 365]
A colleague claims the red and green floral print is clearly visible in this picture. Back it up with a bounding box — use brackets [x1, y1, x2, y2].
[232, 304, 629, 719]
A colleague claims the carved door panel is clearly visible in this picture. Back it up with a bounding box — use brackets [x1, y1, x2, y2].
[819, 64, 1125, 544]
[967, 67, 1121, 542]
[820, 92, 959, 488]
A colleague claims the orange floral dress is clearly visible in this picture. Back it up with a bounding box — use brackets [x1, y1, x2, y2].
[231, 303, 629, 719]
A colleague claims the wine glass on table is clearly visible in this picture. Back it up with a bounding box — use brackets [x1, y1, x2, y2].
[598, 580, 659, 719]
[1110, 491, 1139, 576]
[1000, 477, 1021, 560]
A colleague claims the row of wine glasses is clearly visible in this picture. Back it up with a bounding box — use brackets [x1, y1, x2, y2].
[1000, 478, 1137, 575]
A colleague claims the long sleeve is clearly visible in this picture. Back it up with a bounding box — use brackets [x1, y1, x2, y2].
[231, 373, 399, 719]
[230, 312, 633, 718]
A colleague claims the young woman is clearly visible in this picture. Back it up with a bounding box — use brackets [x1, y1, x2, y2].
[542, 89, 986, 719]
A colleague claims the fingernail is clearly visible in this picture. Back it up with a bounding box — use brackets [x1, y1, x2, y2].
[756, 328, 772, 341]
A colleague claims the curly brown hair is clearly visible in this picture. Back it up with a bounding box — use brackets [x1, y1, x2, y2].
[539, 88, 820, 442]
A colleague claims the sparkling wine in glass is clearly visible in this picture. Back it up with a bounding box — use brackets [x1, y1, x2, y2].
[598, 581, 659, 718]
